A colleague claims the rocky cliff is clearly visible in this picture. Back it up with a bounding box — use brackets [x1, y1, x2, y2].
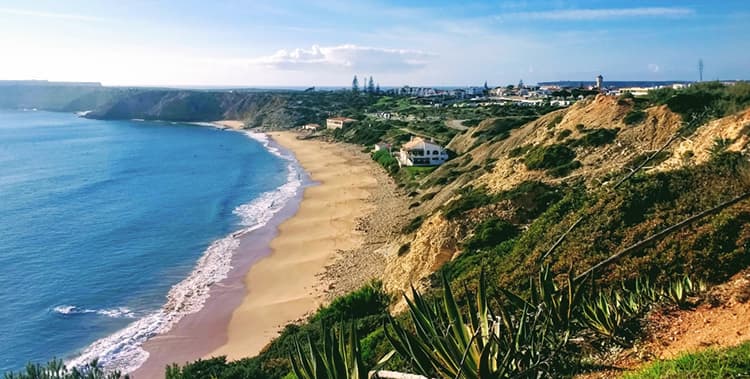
[381, 94, 750, 307]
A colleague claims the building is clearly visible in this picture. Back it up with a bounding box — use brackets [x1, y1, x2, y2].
[596, 75, 604, 91]
[396, 136, 449, 167]
[301, 123, 322, 131]
[326, 117, 357, 130]
[373, 142, 391, 152]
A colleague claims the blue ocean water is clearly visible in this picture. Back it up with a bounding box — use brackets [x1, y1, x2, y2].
[0, 110, 293, 373]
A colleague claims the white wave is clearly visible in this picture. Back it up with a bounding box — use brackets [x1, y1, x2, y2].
[66, 133, 305, 374]
[52, 306, 136, 319]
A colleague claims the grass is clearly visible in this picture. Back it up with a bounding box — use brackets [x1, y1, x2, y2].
[623, 341, 750, 378]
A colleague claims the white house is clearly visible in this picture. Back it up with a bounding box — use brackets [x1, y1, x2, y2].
[326, 117, 357, 130]
[397, 137, 449, 167]
[301, 123, 323, 131]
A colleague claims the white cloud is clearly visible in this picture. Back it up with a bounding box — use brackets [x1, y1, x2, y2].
[498, 7, 694, 21]
[648, 63, 660, 73]
[252, 44, 434, 72]
[0, 7, 106, 22]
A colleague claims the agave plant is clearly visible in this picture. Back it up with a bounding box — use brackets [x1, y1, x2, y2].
[384, 266, 581, 378]
[289, 322, 385, 379]
[662, 275, 706, 309]
[581, 289, 634, 347]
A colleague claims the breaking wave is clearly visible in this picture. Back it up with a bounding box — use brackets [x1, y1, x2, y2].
[66, 132, 304, 373]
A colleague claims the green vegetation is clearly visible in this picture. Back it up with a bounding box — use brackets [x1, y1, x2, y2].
[162, 282, 390, 379]
[471, 117, 536, 141]
[623, 341, 750, 379]
[624, 109, 647, 125]
[462, 218, 519, 251]
[402, 215, 425, 234]
[646, 82, 750, 120]
[568, 128, 619, 148]
[371, 150, 398, 174]
[4, 360, 126, 379]
[443, 186, 496, 219]
[523, 144, 582, 177]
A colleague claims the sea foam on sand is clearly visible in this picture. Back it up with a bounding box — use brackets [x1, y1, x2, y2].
[67, 131, 303, 373]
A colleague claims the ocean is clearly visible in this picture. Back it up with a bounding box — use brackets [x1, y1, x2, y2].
[0, 110, 301, 373]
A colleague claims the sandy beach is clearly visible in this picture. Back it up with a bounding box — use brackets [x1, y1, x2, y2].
[210, 131, 382, 358]
[212, 120, 245, 130]
[132, 131, 407, 378]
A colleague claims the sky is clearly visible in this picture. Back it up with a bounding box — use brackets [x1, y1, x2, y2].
[0, 0, 748, 87]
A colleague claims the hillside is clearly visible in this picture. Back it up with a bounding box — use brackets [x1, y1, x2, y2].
[382, 91, 750, 303]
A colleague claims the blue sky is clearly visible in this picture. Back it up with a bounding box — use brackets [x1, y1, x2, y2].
[0, 0, 747, 87]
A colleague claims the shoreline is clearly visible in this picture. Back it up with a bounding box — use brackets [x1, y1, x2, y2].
[209, 131, 384, 359]
[130, 131, 307, 378]
[131, 131, 408, 377]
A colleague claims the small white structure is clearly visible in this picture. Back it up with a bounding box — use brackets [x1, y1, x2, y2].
[326, 117, 357, 130]
[397, 137, 448, 167]
[301, 123, 322, 131]
[373, 142, 391, 152]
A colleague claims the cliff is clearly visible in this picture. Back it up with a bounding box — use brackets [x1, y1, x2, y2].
[380, 94, 750, 308]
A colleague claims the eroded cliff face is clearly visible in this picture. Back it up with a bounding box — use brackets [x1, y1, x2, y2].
[381, 94, 750, 305]
[382, 213, 460, 297]
[657, 107, 750, 170]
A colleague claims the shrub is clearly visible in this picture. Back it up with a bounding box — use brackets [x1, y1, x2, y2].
[569, 128, 619, 148]
[463, 218, 519, 251]
[371, 150, 399, 174]
[443, 186, 497, 219]
[556, 129, 573, 141]
[508, 144, 532, 158]
[402, 215, 424, 234]
[524, 144, 575, 170]
[624, 110, 646, 125]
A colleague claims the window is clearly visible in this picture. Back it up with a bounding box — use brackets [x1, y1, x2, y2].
[433, 150, 438, 155]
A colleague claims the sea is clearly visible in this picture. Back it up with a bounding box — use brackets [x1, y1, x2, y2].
[0, 110, 302, 374]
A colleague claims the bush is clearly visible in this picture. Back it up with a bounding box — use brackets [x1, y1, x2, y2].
[524, 144, 575, 170]
[556, 129, 573, 141]
[402, 215, 425, 234]
[569, 128, 619, 147]
[624, 110, 646, 125]
[443, 186, 497, 219]
[463, 218, 519, 251]
[371, 149, 399, 174]
[310, 281, 390, 324]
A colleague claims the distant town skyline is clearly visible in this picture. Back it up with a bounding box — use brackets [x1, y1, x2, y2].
[0, 0, 748, 87]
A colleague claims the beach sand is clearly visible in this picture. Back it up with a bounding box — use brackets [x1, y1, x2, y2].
[209, 131, 381, 359]
[212, 120, 245, 130]
[132, 131, 406, 378]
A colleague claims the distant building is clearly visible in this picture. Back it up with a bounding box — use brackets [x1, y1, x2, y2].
[301, 123, 322, 131]
[326, 117, 357, 130]
[596, 75, 604, 91]
[373, 142, 391, 152]
[397, 136, 449, 167]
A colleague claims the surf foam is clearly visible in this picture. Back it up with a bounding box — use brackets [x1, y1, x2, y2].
[66, 132, 304, 373]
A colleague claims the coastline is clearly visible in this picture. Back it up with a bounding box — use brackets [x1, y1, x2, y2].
[128, 130, 306, 378]
[65, 125, 305, 377]
[209, 131, 383, 359]
[132, 130, 408, 377]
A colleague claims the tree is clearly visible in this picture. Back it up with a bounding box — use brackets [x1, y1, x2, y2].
[352, 75, 359, 93]
[367, 76, 375, 93]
